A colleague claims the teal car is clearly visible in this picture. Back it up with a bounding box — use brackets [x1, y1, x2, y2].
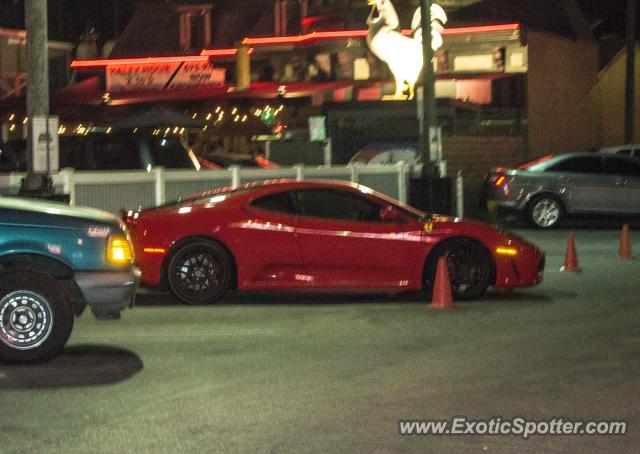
[0, 197, 140, 362]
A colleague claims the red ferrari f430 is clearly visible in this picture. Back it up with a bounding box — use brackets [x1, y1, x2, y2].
[124, 179, 544, 304]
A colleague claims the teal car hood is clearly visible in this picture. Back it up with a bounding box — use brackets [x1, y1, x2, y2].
[0, 197, 121, 228]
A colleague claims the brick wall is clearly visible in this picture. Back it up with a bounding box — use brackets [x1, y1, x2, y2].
[442, 135, 526, 215]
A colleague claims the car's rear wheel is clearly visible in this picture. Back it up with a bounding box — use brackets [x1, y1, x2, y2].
[527, 195, 564, 229]
[0, 270, 74, 363]
[426, 238, 493, 300]
[167, 240, 232, 305]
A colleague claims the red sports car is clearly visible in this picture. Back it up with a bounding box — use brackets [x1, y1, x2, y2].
[124, 179, 544, 304]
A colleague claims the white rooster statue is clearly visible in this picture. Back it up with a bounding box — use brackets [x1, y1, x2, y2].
[366, 0, 447, 99]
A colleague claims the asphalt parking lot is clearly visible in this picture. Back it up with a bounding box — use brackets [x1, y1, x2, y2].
[1, 226, 639, 453]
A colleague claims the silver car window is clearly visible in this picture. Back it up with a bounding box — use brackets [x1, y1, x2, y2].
[546, 156, 602, 173]
[603, 157, 640, 177]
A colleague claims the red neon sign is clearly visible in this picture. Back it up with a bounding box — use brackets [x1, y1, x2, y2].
[200, 48, 255, 57]
[242, 23, 519, 45]
[71, 23, 520, 69]
[71, 55, 210, 68]
[441, 23, 520, 35]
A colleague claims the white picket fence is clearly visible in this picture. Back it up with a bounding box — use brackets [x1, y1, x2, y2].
[0, 163, 412, 214]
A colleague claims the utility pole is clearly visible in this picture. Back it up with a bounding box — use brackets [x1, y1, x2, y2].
[624, 0, 637, 143]
[419, 0, 438, 177]
[21, 0, 52, 195]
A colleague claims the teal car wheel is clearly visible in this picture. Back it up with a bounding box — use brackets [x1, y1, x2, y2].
[0, 271, 73, 363]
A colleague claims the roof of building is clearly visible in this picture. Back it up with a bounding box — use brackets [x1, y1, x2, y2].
[110, 0, 274, 58]
[448, 0, 594, 39]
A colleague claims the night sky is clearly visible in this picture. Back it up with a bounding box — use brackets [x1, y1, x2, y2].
[0, 0, 635, 45]
[0, 0, 135, 43]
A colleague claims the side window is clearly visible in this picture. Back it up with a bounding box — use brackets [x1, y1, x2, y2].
[250, 192, 296, 214]
[59, 137, 97, 170]
[93, 137, 140, 170]
[546, 156, 602, 173]
[0, 141, 25, 171]
[293, 189, 383, 222]
[603, 157, 640, 177]
[616, 149, 632, 156]
[147, 138, 193, 169]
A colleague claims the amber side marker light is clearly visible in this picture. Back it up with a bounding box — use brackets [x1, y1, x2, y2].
[107, 235, 133, 264]
[496, 247, 518, 256]
[144, 248, 166, 254]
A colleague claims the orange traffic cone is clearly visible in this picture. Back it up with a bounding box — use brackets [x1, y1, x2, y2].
[560, 232, 580, 272]
[619, 223, 633, 260]
[429, 256, 454, 310]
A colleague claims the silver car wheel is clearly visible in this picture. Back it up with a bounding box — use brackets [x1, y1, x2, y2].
[0, 290, 54, 351]
[532, 198, 560, 228]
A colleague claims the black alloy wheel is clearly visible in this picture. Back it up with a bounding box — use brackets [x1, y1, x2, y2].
[427, 238, 494, 300]
[167, 240, 232, 305]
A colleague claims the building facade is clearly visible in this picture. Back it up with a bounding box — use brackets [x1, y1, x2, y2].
[0, 0, 613, 211]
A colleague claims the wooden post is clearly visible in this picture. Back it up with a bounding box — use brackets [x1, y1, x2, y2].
[22, 0, 52, 193]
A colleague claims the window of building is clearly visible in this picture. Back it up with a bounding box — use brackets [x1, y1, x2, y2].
[178, 5, 213, 51]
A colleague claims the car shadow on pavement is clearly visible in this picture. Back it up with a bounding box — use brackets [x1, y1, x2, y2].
[493, 214, 640, 231]
[0, 346, 143, 389]
[135, 288, 557, 307]
[135, 290, 440, 306]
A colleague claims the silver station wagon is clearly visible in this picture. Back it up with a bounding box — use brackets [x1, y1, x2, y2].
[484, 152, 640, 228]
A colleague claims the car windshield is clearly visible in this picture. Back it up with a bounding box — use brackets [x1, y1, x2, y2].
[147, 137, 195, 169]
[358, 186, 425, 220]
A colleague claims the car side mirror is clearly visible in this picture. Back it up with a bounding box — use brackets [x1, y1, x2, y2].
[379, 205, 401, 223]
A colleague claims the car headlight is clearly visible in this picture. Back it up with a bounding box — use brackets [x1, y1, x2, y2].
[107, 234, 134, 265]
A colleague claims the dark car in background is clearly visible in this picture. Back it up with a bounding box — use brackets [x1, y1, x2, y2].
[200, 154, 279, 169]
[59, 134, 201, 171]
[2, 134, 277, 173]
[0, 134, 201, 174]
[348, 143, 420, 166]
[484, 152, 640, 228]
[0, 140, 26, 172]
[599, 144, 640, 159]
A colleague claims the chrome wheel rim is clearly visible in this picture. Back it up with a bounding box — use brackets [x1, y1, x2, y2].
[532, 199, 560, 227]
[0, 291, 53, 350]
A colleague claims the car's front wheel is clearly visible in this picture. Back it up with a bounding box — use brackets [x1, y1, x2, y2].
[426, 238, 494, 300]
[527, 195, 564, 229]
[167, 240, 232, 305]
[0, 270, 74, 363]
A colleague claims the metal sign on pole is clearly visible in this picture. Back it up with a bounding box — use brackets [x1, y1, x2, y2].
[429, 125, 442, 162]
[31, 116, 59, 173]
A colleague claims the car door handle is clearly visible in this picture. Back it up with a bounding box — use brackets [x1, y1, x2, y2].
[617, 178, 628, 187]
